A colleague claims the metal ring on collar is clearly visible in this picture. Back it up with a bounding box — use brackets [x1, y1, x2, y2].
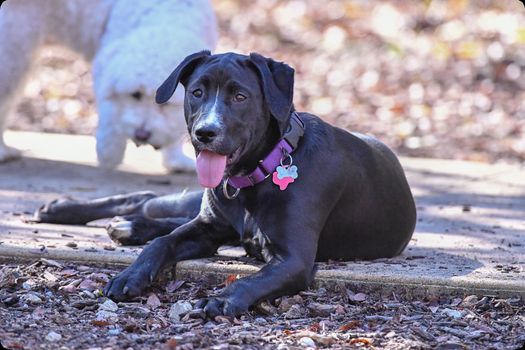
[222, 179, 240, 200]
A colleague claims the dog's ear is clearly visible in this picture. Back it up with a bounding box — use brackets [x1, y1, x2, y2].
[249, 53, 295, 135]
[155, 50, 211, 104]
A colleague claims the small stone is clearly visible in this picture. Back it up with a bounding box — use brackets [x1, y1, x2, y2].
[169, 301, 193, 322]
[460, 295, 478, 308]
[284, 304, 306, 319]
[108, 328, 121, 336]
[385, 331, 396, 338]
[349, 292, 367, 302]
[121, 305, 150, 318]
[22, 281, 35, 290]
[99, 299, 118, 312]
[96, 310, 118, 322]
[22, 293, 43, 305]
[45, 331, 62, 341]
[78, 279, 100, 291]
[278, 296, 301, 313]
[277, 345, 289, 350]
[307, 303, 337, 317]
[298, 336, 316, 347]
[81, 290, 95, 299]
[254, 317, 268, 325]
[441, 308, 462, 319]
[66, 242, 77, 248]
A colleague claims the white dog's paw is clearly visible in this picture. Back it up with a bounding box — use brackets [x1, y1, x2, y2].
[0, 144, 22, 163]
[162, 144, 196, 173]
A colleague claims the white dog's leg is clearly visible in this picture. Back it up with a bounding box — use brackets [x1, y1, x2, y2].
[0, 2, 43, 162]
[95, 99, 128, 169]
[162, 141, 196, 173]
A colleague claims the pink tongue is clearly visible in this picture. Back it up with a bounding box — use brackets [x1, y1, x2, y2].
[196, 150, 227, 188]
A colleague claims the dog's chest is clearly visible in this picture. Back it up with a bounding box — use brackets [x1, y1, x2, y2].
[241, 213, 275, 263]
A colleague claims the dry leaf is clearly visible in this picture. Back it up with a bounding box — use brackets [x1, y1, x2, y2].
[223, 274, 238, 286]
[166, 338, 178, 349]
[166, 280, 185, 293]
[91, 319, 111, 327]
[350, 337, 372, 346]
[146, 293, 162, 309]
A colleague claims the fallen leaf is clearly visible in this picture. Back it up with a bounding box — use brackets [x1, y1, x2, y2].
[40, 258, 62, 268]
[91, 319, 111, 327]
[166, 280, 185, 293]
[223, 274, 238, 286]
[350, 337, 372, 346]
[43, 271, 58, 282]
[339, 320, 360, 331]
[146, 293, 161, 309]
[166, 338, 178, 349]
[309, 323, 321, 332]
[350, 292, 367, 302]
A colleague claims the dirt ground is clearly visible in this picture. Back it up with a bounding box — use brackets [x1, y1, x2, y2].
[0, 259, 524, 350]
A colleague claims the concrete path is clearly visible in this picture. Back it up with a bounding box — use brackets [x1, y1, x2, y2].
[1, 130, 524, 297]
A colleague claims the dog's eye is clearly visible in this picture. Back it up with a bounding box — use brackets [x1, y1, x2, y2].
[192, 89, 203, 98]
[131, 91, 143, 100]
[233, 93, 247, 102]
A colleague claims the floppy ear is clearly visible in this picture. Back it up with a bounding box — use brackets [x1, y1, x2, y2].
[249, 53, 295, 135]
[155, 50, 211, 104]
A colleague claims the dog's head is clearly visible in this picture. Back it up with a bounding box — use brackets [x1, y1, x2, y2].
[156, 51, 295, 188]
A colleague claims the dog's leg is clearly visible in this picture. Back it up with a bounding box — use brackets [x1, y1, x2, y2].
[34, 191, 158, 225]
[197, 217, 319, 317]
[95, 98, 128, 169]
[106, 215, 192, 245]
[0, 4, 42, 162]
[104, 190, 203, 244]
[162, 141, 196, 173]
[197, 255, 315, 318]
[104, 217, 237, 301]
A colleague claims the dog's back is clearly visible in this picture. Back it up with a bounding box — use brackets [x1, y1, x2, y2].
[294, 113, 416, 261]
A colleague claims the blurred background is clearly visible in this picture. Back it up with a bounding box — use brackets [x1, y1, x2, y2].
[8, 0, 525, 164]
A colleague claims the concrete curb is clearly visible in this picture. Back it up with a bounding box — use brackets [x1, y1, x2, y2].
[1, 244, 523, 298]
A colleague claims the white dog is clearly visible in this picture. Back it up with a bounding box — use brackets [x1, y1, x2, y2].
[0, 0, 217, 171]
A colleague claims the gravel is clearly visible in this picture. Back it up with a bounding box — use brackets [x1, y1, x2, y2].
[1, 260, 524, 349]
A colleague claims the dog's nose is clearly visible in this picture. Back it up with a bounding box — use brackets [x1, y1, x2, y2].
[134, 128, 151, 142]
[195, 125, 219, 144]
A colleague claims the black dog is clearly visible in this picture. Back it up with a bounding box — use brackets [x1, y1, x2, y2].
[35, 51, 416, 317]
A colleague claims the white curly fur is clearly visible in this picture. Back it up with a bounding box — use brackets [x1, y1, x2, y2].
[0, 0, 217, 171]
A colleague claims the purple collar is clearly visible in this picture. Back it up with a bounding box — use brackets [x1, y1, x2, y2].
[226, 113, 305, 190]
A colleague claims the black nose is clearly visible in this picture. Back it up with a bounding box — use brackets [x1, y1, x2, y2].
[134, 128, 151, 142]
[195, 125, 219, 144]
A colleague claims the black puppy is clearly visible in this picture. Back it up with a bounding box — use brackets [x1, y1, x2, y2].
[35, 51, 416, 317]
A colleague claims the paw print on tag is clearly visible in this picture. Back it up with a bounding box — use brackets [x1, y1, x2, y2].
[276, 165, 298, 180]
[272, 165, 298, 190]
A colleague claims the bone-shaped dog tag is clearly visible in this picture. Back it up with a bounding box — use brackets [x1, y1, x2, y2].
[272, 165, 298, 190]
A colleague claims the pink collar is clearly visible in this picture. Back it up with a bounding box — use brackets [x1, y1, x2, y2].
[226, 113, 304, 191]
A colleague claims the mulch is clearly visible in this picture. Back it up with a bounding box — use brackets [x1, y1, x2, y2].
[1, 259, 523, 349]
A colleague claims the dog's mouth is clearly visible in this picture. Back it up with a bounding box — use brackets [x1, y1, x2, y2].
[195, 147, 242, 188]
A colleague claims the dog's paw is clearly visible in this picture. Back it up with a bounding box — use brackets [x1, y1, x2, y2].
[33, 197, 81, 224]
[0, 144, 22, 163]
[195, 295, 249, 318]
[104, 266, 152, 301]
[107, 217, 141, 245]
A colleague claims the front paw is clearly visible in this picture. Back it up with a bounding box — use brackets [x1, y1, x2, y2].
[196, 295, 249, 318]
[104, 265, 152, 301]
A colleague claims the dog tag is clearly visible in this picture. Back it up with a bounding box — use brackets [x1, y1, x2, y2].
[272, 165, 298, 191]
